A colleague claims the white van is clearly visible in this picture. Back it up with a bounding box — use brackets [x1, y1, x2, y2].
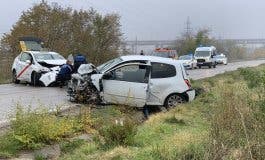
[194, 46, 217, 68]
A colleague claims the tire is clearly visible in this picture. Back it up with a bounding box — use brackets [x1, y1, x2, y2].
[31, 72, 39, 86]
[164, 94, 185, 109]
[209, 65, 212, 68]
[198, 66, 201, 69]
[12, 70, 20, 84]
[213, 63, 216, 68]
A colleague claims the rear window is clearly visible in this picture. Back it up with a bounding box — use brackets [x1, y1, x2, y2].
[151, 62, 176, 79]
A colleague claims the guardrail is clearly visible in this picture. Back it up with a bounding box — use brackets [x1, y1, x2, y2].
[229, 57, 265, 63]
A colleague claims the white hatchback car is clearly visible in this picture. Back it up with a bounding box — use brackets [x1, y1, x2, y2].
[12, 51, 66, 86]
[90, 55, 195, 108]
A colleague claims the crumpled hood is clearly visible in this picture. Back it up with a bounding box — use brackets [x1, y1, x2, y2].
[38, 59, 66, 65]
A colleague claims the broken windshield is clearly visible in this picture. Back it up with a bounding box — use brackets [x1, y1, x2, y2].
[97, 57, 123, 73]
[34, 53, 65, 61]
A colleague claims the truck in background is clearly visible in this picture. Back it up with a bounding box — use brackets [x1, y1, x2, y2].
[194, 46, 217, 68]
[152, 48, 178, 60]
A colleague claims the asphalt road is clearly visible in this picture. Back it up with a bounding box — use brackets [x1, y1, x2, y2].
[0, 59, 264, 123]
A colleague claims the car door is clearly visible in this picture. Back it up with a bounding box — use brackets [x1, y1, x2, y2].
[102, 62, 151, 107]
[16, 52, 33, 81]
[148, 62, 177, 105]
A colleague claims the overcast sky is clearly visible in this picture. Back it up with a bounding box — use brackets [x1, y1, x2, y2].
[1, 0, 265, 40]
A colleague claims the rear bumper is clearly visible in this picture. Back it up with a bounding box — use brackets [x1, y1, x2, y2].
[186, 89, 196, 102]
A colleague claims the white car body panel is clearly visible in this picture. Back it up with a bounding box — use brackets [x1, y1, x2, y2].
[186, 90, 196, 102]
[102, 80, 148, 107]
[91, 74, 103, 91]
[39, 71, 57, 86]
[147, 65, 188, 105]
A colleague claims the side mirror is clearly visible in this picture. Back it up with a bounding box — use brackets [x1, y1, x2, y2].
[103, 72, 113, 80]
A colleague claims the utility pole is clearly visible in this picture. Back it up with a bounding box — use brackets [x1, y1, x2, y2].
[135, 36, 138, 54]
[185, 16, 192, 39]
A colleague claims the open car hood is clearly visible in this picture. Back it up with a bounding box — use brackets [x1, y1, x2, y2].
[39, 60, 66, 65]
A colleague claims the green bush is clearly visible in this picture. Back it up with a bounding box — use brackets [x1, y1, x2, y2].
[98, 119, 137, 148]
[10, 106, 80, 149]
[0, 133, 22, 158]
[240, 67, 265, 89]
[60, 139, 85, 154]
[208, 85, 265, 159]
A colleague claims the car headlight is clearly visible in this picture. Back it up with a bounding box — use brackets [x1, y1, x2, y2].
[40, 67, 51, 72]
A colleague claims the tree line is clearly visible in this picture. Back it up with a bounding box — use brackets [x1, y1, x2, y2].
[174, 28, 249, 60]
[0, 1, 122, 65]
[0, 1, 261, 64]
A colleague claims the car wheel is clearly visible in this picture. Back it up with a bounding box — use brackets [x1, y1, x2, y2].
[31, 72, 39, 86]
[213, 64, 216, 68]
[198, 66, 201, 69]
[209, 65, 212, 68]
[164, 94, 185, 109]
[12, 70, 20, 84]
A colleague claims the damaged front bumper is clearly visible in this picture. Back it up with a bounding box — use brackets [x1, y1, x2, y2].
[39, 66, 61, 87]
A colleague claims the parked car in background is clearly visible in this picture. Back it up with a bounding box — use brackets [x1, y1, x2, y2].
[194, 46, 217, 68]
[214, 54, 228, 65]
[151, 48, 178, 59]
[178, 54, 197, 69]
[12, 51, 66, 86]
[68, 55, 195, 109]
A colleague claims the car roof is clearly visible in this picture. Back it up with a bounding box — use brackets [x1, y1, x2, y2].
[195, 46, 216, 51]
[120, 55, 182, 65]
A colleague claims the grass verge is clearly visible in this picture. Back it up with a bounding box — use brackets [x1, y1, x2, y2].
[0, 65, 264, 159]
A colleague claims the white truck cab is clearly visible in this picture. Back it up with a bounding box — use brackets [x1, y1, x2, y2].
[194, 46, 217, 68]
